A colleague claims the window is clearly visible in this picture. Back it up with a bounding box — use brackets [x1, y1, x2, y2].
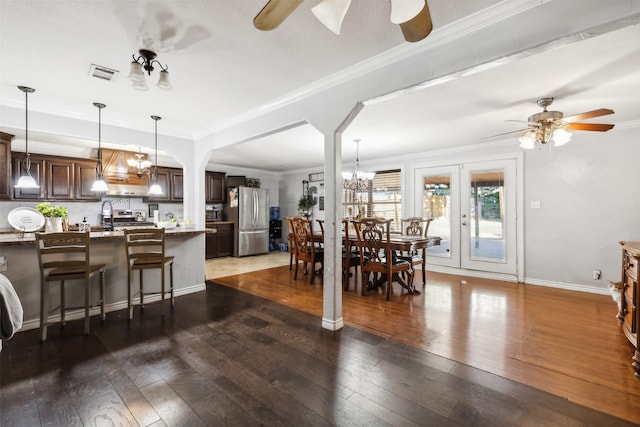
[342, 169, 402, 232]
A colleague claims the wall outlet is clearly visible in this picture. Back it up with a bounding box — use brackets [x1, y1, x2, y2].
[593, 269, 601, 280]
[0, 256, 6, 272]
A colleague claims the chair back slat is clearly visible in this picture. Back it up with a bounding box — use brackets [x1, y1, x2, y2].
[36, 232, 91, 274]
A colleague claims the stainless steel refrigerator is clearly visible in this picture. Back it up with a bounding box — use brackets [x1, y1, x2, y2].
[229, 187, 269, 256]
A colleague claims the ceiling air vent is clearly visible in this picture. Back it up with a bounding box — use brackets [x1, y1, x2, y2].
[89, 64, 119, 81]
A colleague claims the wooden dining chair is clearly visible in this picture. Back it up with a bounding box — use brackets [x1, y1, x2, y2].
[36, 231, 106, 341]
[284, 216, 298, 270]
[124, 228, 174, 319]
[342, 218, 361, 291]
[291, 217, 323, 284]
[353, 218, 413, 300]
[398, 217, 433, 285]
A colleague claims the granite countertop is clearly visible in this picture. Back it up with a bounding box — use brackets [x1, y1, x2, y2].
[0, 228, 211, 246]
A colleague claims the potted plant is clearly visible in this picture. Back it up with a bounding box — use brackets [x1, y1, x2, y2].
[36, 202, 69, 232]
[298, 195, 317, 218]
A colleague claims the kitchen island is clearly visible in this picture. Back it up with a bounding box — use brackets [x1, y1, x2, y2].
[0, 228, 210, 330]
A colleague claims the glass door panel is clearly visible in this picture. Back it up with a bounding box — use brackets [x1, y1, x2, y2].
[415, 165, 460, 268]
[461, 160, 516, 275]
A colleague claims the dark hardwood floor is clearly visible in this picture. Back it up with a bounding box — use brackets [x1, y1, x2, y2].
[1, 275, 637, 426]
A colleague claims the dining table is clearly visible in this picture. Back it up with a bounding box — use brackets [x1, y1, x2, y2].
[312, 231, 441, 294]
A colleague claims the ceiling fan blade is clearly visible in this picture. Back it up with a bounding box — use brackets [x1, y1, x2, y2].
[481, 128, 530, 140]
[399, 0, 432, 42]
[254, 0, 303, 31]
[311, 0, 352, 35]
[563, 108, 614, 123]
[390, 0, 424, 24]
[565, 123, 615, 132]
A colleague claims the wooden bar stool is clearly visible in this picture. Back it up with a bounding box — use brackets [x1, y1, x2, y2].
[36, 231, 106, 341]
[124, 228, 174, 319]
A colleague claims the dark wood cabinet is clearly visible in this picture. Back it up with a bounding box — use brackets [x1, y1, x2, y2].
[0, 132, 13, 200]
[226, 175, 246, 188]
[205, 222, 234, 258]
[12, 153, 45, 199]
[74, 160, 100, 201]
[619, 241, 640, 378]
[46, 159, 75, 200]
[205, 172, 225, 203]
[146, 167, 183, 203]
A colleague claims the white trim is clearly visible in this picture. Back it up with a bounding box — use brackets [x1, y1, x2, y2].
[524, 277, 610, 295]
[18, 283, 206, 332]
[322, 317, 344, 331]
[427, 264, 518, 283]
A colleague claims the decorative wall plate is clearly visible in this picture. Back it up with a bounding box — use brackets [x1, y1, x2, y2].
[7, 207, 45, 232]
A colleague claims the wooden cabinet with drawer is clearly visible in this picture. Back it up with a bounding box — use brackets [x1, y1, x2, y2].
[206, 222, 234, 259]
[619, 241, 640, 378]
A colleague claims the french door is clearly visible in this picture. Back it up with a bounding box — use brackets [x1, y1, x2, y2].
[414, 159, 518, 276]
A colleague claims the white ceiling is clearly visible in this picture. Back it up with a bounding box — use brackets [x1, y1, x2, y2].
[1, 0, 639, 173]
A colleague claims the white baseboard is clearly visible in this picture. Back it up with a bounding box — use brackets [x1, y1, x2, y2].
[523, 277, 609, 295]
[20, 283, 207, 332]
[322, 317, 344, 331]
[426, 265, 519, 283]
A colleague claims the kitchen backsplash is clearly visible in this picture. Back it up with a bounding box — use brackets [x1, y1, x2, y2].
[0, 198, 183, 230]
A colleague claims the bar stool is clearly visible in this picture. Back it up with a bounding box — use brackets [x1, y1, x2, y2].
[36, 231, 106, 341]
[124, 228, 174, 319]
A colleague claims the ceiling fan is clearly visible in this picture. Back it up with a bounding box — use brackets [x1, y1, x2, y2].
[498, 97, 614, 149]
[254, 0, 433, 43]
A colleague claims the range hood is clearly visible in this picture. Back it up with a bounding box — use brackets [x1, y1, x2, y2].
[105, 183, 150, 197]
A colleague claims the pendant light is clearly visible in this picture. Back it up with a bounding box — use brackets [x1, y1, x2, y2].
[90, 102, 109, 192]
[14, 86, 40, 189]
[148, 115, 163, 195]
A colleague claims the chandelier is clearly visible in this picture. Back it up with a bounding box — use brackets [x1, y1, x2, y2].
[128, 147, 153, 178]
[342, 139, 375, 191]
[128, 49, 171, 91]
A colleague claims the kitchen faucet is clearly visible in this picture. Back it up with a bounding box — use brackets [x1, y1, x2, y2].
[101, 200, 114, 230]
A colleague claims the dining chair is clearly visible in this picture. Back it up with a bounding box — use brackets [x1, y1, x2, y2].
[342, 218, 361, 291]
[398, 217, 433, 285]
[291, 217, 323, 284]
[36, 231, 106, 341]
[353, 218, 413, 300]
[124, 228, 174, 319]
[284, 216, 298, 270]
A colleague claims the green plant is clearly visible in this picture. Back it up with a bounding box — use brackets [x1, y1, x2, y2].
[298, 195, 317, 211]
[35, 202, 68, 218]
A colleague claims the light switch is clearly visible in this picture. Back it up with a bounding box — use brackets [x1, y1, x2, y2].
[530, 201, 541, 209]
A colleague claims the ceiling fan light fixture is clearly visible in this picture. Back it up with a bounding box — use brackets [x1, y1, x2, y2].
[390, 0, 424, 24]
[518, 131, 536, 150]
[552, 128, 572, 146]
[311, 0, 352, 35]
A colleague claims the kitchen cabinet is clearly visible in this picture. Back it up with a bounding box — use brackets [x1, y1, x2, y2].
[205, 222, 234, 258]
[146, 167, 183, 203]
[46, 159, 75, 200]
[226, 175, 246, 188]
[0, 132, 13, 200]
[74, 160, 100, 201]
[205, 172, 225, 203]
[100, 148, 149, 187]
[12, 153, 45, 200]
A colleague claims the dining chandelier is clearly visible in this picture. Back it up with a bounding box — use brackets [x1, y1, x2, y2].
[90, 102, 108, 192]
[128, 147, 153, 178]
[14, 86, 39, 189]
[128, 49, 171, 91]
[342, 139, 375, 192]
